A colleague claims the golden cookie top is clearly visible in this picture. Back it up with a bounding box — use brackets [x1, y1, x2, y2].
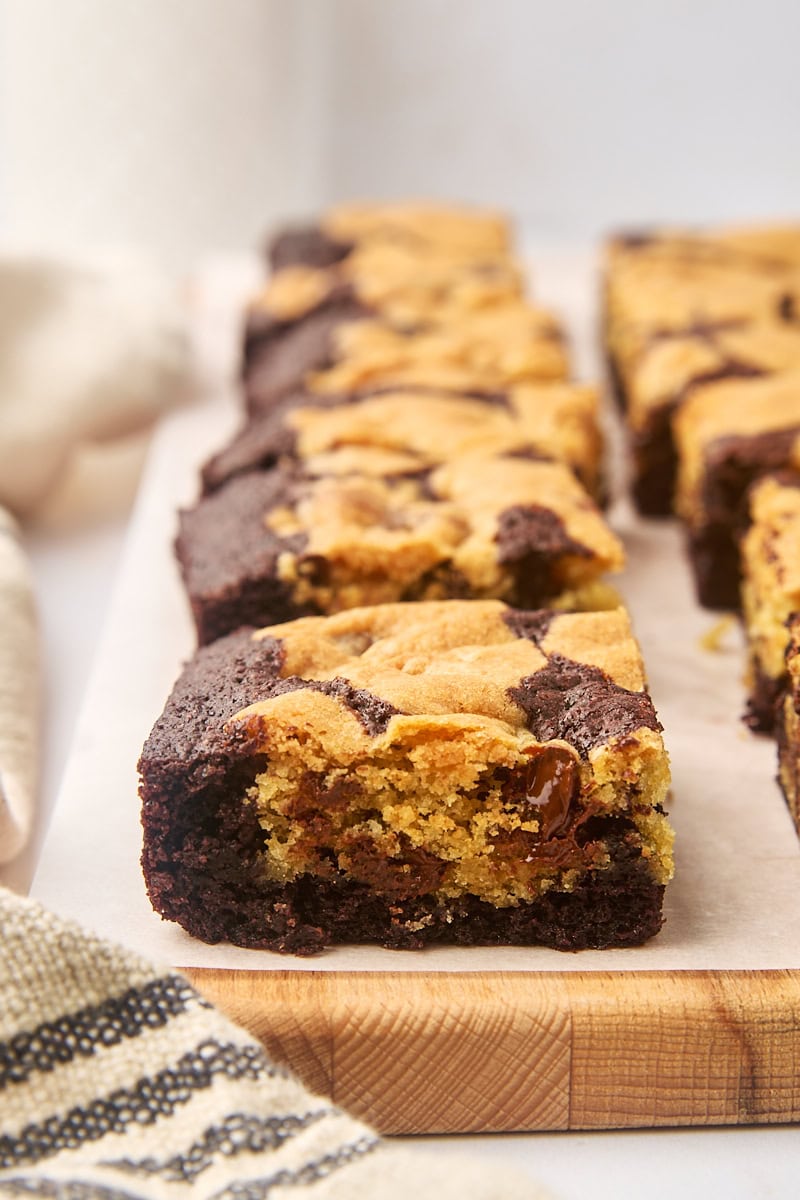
[233, 601, 656, 761]
[253, 240, 524, 328]
[322, 201, 512, 257]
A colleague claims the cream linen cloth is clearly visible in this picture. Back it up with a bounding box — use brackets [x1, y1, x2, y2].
[0, 887, 550, 1199]
[0, 256, 189, 863]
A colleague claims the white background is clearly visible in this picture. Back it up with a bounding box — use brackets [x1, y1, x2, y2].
[1, 0, 799, 260]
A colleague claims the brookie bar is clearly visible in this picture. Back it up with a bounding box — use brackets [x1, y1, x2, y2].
[243, 241, 524, 408]
[673, 371, 800, 609]
[741, 474, 800, 732]
[604, 225, 800, 515]
[139, 601, 674, 954]
[202, 385, 604, 500]
[245, 302, 570, 417]
[178, 438, 623, 646]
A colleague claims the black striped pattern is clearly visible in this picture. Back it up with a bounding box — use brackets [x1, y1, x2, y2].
[1, 1040, 283, 1169]
[0, 976, 208, 1091]
[104, 1110, 332, 1183]
[0, 1136, 380, 1200]
[211, 1135, 381, 1199]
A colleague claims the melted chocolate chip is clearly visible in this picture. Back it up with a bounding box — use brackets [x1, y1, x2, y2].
[508, 653, 660, 758]
[521, 745, 581, 839]
[340, 835, 447, 900]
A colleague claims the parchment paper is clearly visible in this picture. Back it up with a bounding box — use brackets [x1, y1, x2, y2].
[31, 249, 800, 972]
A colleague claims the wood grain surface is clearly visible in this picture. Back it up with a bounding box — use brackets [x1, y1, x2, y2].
[182, 968, 800, 1134]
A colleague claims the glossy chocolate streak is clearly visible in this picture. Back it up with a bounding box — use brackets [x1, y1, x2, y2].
[508, 653, 660, 757]
[519, 745, 580, 839]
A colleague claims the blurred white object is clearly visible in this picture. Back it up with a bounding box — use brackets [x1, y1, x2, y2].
[0, 252, 189, 864]
[0, 510, 38, 864]
[1, 0, 326, 263]
[2, 0, 800, 255]
[0, 256, 189, 516]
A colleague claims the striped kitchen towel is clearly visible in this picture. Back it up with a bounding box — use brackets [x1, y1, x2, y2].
[0, 888, 550, 1199]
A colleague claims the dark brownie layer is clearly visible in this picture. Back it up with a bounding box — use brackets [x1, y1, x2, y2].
[244, 295, 372, 412]
[176, 470, 315, 646]
[495, 505, 592, 608]
[201, 391, 326, 495]
[743, 660, 786, 735]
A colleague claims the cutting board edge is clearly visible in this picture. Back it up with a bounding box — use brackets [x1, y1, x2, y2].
[181, 966, 800, 1134]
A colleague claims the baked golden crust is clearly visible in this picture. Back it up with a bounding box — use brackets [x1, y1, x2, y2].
[307, 304, 570, 394]
[322, 201, 512, 257]
[263, 446, 622, 615]
[285, 386, 602, 495]
[252, 239, 524, 329]
[603, 222, 800, 522]
[626, 322, 800, 434]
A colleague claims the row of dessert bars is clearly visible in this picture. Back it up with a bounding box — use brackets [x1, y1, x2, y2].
[180, 205, 622, 644]
[139, 203, 674, 954]
[604, 225, 800, 833]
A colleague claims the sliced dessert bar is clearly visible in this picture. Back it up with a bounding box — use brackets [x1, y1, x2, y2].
[202, 386, 604, 500]
[603, 225, 800, 514]
[178, 444, 623, 646]
[268, 201, 512, 271]
[778, 615, 800, 837]
[673, 371, 800, 609]
[245, 303, 570, 416]
[139, 601, 673, 953]
[741, 474, 800, 732]
[623, 322, 800, 516]
[243, 241, 523, 407]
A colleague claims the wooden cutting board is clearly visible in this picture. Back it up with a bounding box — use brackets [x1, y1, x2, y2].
[183, 967, 800, 1134]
